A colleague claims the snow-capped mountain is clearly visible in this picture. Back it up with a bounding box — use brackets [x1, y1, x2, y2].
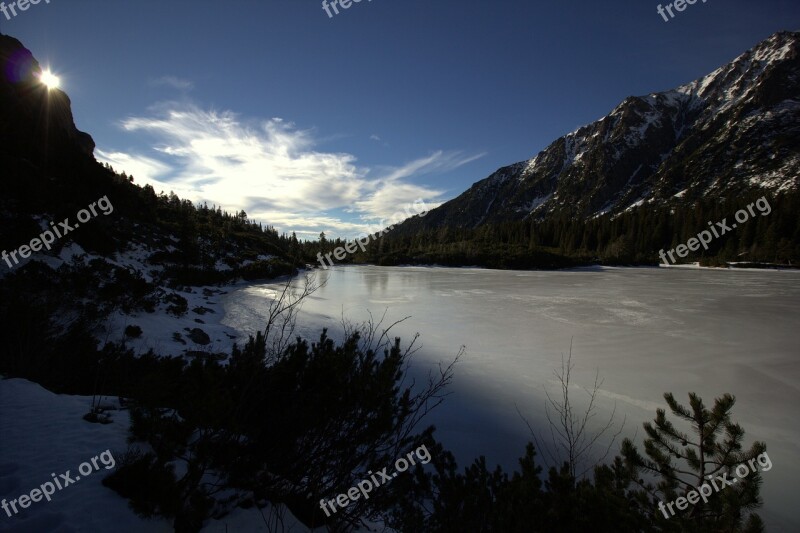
[409, 31, 799, 229]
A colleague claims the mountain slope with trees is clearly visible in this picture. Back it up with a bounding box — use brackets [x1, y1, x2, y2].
[366, 31, 800, 269]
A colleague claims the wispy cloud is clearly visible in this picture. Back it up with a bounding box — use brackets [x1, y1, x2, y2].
[97, 102, 482, 237]
[150, 76, 194, 91]
[350, 151, 487, 221]
[375, 150, 486, 183]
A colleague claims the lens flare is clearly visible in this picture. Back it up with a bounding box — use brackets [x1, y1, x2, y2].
[39, 69, 61, 90]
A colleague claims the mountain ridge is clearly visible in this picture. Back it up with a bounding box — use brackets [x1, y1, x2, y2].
[404, 31, 799, 232]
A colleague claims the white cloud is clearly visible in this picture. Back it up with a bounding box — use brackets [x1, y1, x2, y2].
[96, 149, 171, 184]
[99, 102, 482, 237]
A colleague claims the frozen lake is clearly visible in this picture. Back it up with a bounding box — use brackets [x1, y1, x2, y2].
[222, 265, 800, 530]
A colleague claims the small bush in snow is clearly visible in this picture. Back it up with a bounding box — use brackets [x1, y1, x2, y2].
[124, 325, 143, 338]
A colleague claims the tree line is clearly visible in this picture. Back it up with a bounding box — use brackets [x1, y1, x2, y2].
[351, 191, 800, 269]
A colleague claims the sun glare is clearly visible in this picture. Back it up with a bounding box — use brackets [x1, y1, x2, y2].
[39, 69, 61, 90]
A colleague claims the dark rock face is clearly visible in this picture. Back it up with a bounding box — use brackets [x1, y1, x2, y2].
[403, 31, 799, 232]
[0, 33, 96, 161]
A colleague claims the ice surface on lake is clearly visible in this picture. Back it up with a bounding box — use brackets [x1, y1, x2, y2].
[222, 265, 800, 530]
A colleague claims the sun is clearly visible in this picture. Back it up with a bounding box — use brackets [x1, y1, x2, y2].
[39, 69, 61, 90]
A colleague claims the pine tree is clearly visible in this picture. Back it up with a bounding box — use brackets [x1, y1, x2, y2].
[621, 393, 766, 532]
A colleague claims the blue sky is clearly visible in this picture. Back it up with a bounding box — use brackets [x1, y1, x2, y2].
[4, 0, 799, 238]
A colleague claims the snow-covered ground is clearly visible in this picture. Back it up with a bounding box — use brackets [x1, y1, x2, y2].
[105, 283, 244, 359]
[0, 377, 316, 533]
[2, 240, 265, 361]
[0, 378, 172, 532]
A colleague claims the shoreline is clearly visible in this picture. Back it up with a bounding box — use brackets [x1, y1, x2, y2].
[321, 261, 800, 274]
